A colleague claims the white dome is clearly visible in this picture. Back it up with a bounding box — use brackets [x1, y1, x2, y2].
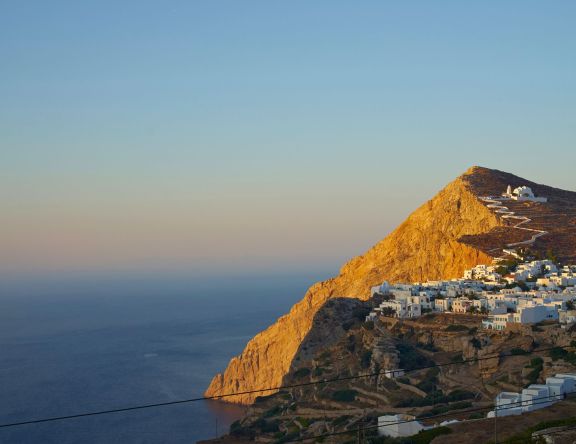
[513, 186, 534, 197]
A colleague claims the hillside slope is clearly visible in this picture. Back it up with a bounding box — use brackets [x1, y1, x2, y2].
[204, 166, 575, 404]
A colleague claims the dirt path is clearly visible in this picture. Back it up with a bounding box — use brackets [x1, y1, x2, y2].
[480, 196, 548, 258]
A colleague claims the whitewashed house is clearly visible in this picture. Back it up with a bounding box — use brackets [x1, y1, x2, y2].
[384, 369, 405, 379]
[488, 374, 576, 418]
[494, 392, 523, 417]
[434, 298, 452, 312]
[379, 299, 421, 319]
[521, 385, 553, 412]
[452, 297, 473, 313]
[546, 376, 573, 400]
[378, 414, 424, 438]
[559, 310, 576, 326]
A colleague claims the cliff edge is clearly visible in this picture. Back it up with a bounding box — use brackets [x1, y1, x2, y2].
[205, 166, 508, 404]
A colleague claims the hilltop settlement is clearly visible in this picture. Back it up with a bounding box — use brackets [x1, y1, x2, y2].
[366, 258, 576, 331]
[203, 172, 576, 444]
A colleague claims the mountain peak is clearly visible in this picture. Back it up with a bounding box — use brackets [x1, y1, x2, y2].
[205, 169, 576, 404]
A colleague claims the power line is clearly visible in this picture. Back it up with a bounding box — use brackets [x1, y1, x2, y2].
[0, 344, 571, 429]
[288, 391, 576, 442]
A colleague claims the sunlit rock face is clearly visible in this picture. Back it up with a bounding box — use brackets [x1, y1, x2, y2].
[205, 166, 576, 404]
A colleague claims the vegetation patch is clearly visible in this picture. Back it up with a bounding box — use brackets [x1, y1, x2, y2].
[416, 342, 438, 352]
[331, 415, 352, 426]
[549, 346, 576, 364]
[361, 350, 373, 369]
[416, 367, 440, 393]
[292, 367, 311, 379]
[363, 321, 375, 330]
[525, 357, 544, 385]
[417, 401, 473, 418]
[263, 405, 284, 418]
[365, 426, 452, 443]
[397, 342, 435, 371]
[497, 416, 576, 444]
[395, 389, 475, 408]
[510, 347, 528, 355]
[445, 324, 469, 332]
[331, 389, 358, 402]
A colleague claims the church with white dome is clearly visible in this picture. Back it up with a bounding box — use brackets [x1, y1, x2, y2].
[502, 185, 547, 202]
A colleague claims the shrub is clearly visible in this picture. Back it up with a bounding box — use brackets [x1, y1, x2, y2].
[395, 389, 474, 408]
[361, 350, 373, 369]
[416, 342, 438, 352]
[415, 368, 439, 393]
[364, 426, 451, 444]
[499, 417, 576, 444]
[450, 353, 464, 363]
[342, 321, 354, 331]
[397, 343, 435, 371]
[417, 401, 472, 418]
[331, 389, 358, 402]
[363, 321, 375, 330]
[292, 367, 311, 379]
[530, 357, 544, 367]
[230, 420, 256, 438]
[295, 417, 313, 427]
[263, 405, 283, 418]
[526, 357, 544, 384]
[445, 324, 469, 332]
[550, 346, 568, 361]
[510, 347, 528, 355]
[254, 418, 280, 432]
[331, 415, 351, 426]
[352, 306, 371, 321]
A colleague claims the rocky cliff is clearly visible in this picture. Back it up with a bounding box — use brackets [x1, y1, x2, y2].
[204, 166, 508, 404]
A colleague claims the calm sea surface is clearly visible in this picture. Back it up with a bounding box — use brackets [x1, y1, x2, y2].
[0, 273, 324, 443]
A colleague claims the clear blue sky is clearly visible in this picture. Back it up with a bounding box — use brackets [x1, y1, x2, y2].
[1, 1, 575, 276]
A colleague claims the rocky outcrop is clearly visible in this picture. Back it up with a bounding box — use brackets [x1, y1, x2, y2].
[205, 166, 502, 404]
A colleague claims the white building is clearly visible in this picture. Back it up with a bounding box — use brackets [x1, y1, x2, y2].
[521, 385, 553, 412]
[434, 298, 452, 312]
[384, 369, 405, 379]
[488, 374, 576, 418]
[511, 305, 552, 324]
[494, 392, 523, 417]
[464, 264, 501, 282]
[452, 297, 473, 313]
[378, 414, 424, 438]
[559, 310, 576, 326]
[371, 281, 391, 297]
[379, 299, 421, 319]
[546, 376, 573, 400]
[503, 185, 547, 202]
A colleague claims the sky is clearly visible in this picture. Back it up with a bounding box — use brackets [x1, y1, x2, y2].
[1, 1, 575, 277]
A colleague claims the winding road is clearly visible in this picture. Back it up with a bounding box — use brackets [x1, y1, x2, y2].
[479, 197, 548, 258]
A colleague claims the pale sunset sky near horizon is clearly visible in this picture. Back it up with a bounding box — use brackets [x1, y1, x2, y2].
[1, 1, 575, 277]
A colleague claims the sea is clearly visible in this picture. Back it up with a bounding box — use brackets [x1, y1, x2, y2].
[0, 272, 326, 443]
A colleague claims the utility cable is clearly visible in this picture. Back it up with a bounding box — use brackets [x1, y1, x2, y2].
[0, 344, 571, 429]
[288, 391, 576, 442]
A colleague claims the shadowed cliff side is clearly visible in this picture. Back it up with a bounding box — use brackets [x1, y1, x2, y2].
[205, 166, 500, 404]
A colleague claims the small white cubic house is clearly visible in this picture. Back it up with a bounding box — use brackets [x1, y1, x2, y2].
[383, 368, 405, 379]
[487, 373, 576, 418]
[494, 392, 523, 417]
[378, 414, 424, 437]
